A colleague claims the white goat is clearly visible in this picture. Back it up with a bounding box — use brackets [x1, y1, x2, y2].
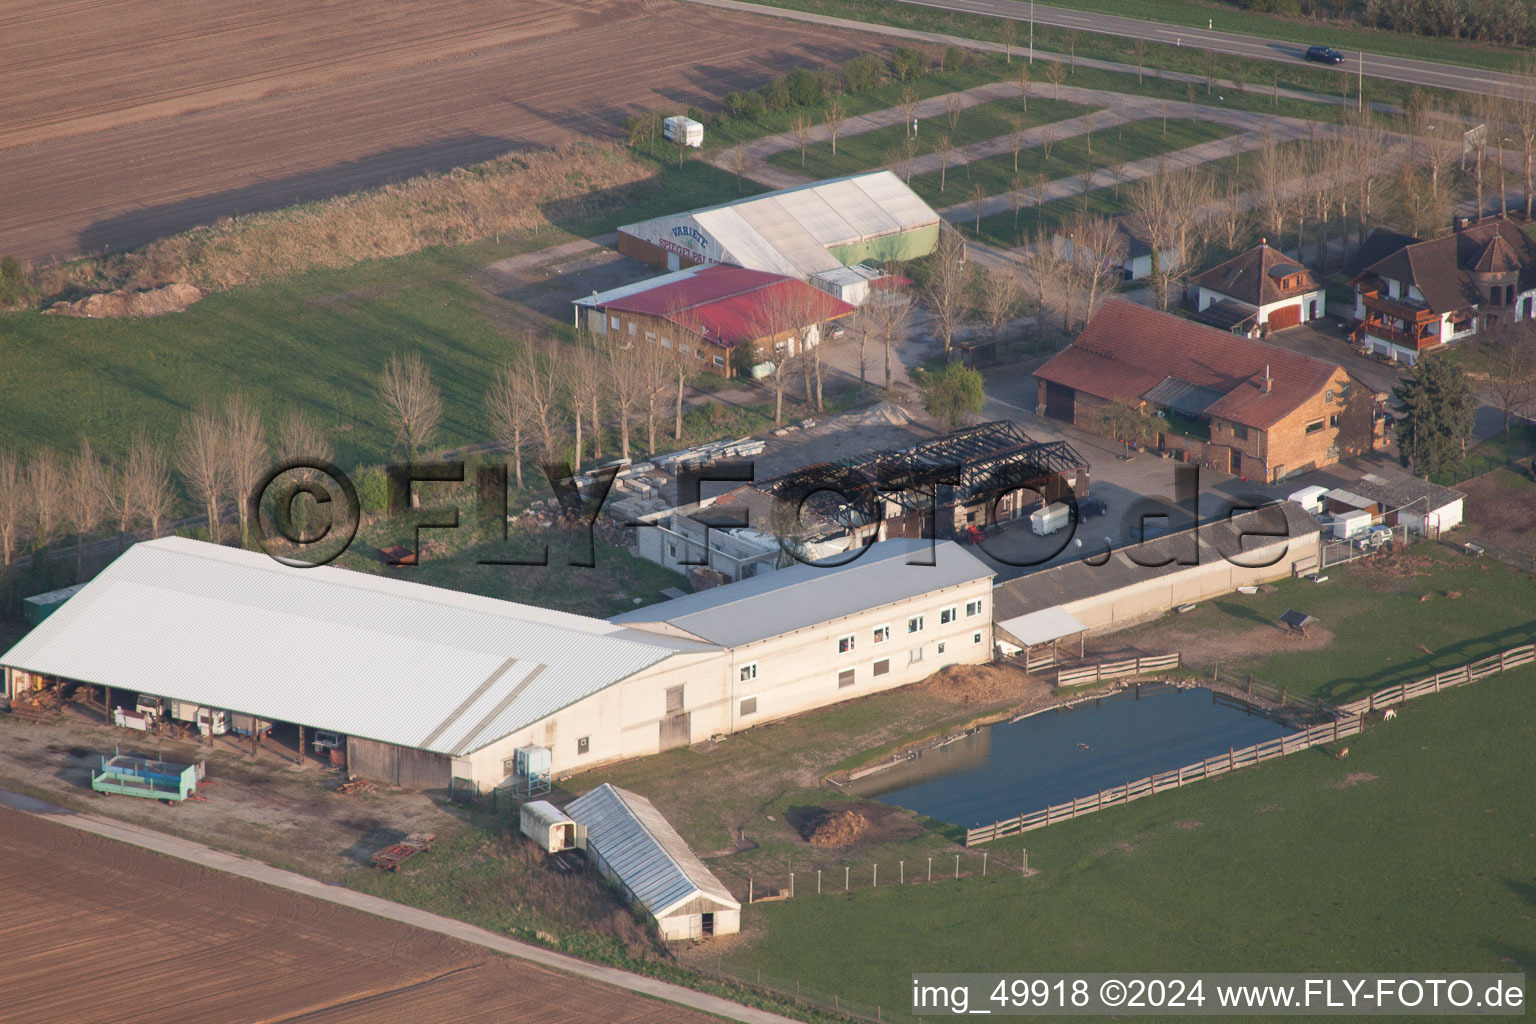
[1383, 708, 1398, 721]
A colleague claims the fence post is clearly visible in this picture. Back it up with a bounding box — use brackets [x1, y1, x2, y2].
[790, 872, 794, 898]
[901, 861, 904, 884]
[955, 854, 960, 879]
[845, 866, 850, 891]
[928, 857, 933, 882]
[1023, 848, 1028, 874]
[982, 852, 988, 875]
[873, 864, 877, 887]
[749, 877, 753, 904]
[1229, 746, 1235, 770]
[818, 869, 822, 895]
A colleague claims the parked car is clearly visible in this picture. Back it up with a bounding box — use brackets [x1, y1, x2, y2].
[1078, 497, 1108, 520]
[1305, 45, 1345, 64]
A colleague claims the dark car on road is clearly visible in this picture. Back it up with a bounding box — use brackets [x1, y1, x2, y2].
[1078, 497, 1108, 520]
[1305, 45, 1345, 64]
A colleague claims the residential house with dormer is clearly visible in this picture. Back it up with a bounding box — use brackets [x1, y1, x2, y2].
[1348, 217, 1536, 364]
[1189, 241, 1326, 335]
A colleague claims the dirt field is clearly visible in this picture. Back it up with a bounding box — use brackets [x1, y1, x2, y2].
[0, 805, 721, 1024]
[1458, 467, 1536, 557]
[0, 706, 462, 880]
[1, 0, 883, 259]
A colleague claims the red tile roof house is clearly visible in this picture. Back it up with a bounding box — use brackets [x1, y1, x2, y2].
[573, 264, 856, 376]
[1189, 241, 1326, 336]
[1347, 218, 1536, 365]
[1034, 301, 1384, 483]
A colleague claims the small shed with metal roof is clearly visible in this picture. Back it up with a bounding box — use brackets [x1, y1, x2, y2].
[566, 783, 740, 940]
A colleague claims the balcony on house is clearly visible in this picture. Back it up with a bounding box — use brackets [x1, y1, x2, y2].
[1356, 287, 1439, 351]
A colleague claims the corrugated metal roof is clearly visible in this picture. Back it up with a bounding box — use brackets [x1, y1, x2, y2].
[566, 783, 738, 919]
[995, 607, 1088, 647]
[1141, 377, 1226, 417]
[610, 538, 993, 647]
[0, 538, 713, 756]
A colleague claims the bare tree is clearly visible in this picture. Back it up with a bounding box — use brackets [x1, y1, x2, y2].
[1010, 175, 1029, 241]
[569, 333, 607, 461]
[1044, 61, 1065, 100]
[1130, 161, 1210, 311]
[177, 403, 228, 543]
[1133, 39, 1146, 84]
[1067, 29, 1078, 71]
[220, 395, 266, 548]
[730, 143, 749, 195]
[924, 231, 974, 354]
[824, 96, 847, 157]
[604, 338, 644, 458]
[0, 449, 22, 565]
[1485, 321, 1536, 440]
[857, 282, 913, 388]
[378, 353, 442, 463]
[1017, 230, 1069, 339]
[980, 265, 1024, 341]
[944, 93, 964, 133]
[1039, 123, 1056, 161]
[970, 182, 988, 231]
[1508, 64, 1536, 220]
[999, 19, 1017, 62]
[486, 361, 532, 490]
[126, 429, 176, 539]
[635, 339, 673, 453]
[277, 409, 332, 470]
[898, 87, 919, 138]
[1249, 131, 1291, 241]
[1016, 66, 1030, 110]
[65, 441, 109, 574]
[1068, 214, 1128, 326]
[518, 340, 567, 464]
[27, 451, 67, 560]
[1081, 111, 1095, 155]
[1008, 116, 1027, 173]
[935, 134, 955, 192]
[792, 115, 814, 169]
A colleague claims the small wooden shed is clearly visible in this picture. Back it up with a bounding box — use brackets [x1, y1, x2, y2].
[519, 800, 585, 853]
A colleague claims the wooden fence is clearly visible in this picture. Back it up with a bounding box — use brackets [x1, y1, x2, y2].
[968, 640, 1536, 846]
[1335, 642, 1535, 716]
[964, 715, 1363, 846]
[1056, 652, 1180, 688]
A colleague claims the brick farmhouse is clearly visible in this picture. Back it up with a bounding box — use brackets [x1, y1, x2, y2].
[1034, 301, 1383, 483]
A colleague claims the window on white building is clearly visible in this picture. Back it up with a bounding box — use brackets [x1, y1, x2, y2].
[940, 606, 958, 625]
[838, 669, 855, 688]
[740, 697, 757, 716]
[739, 662, 757, 682]
[965, 600, 983, 617]
[837, 634, 855, 655]
[907, 615, 924, 634]
[872, 624, 891, 644]
[936, 642, 946, 655]
[909, 647, 924, 664]
[873, 659, 890, 676]
[577, 736, 590, 755]
[973, 632, 983, 644]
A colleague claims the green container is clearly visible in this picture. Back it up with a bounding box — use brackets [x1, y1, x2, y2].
[22, 583, 87, 626]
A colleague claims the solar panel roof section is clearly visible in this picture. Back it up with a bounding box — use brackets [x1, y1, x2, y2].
[0, 538, 714, 757]
[610, 538, 994, 647]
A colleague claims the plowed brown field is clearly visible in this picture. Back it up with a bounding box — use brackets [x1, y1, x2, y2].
[0, 805, 720, 1024]
[1, 0, 880, 259]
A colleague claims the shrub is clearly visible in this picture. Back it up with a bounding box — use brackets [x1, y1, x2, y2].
[722, 91, 750, 119]
[760, 76, 791, 111]
[686, 106, 709, 127]
[843, 53, 887, 92]
[893, 47, 928, 81]
[786, 68, 822, 106]
[0, 255, 34, 309]
[943, 44, 969, 71]
[920, 362, 985, 429]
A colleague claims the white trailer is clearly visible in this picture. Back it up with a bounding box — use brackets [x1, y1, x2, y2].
[1030, 502, 1072, 536]
[663, 116, 704, 148]
[170, 701, 230, 735]
[519, 800, 586, 853]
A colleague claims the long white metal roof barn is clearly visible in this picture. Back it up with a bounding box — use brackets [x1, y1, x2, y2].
[0, 537, 709, 756]
[566, 783, 739, 922]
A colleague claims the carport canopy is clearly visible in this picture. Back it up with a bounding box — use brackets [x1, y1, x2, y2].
[995, 607, 1089, 651]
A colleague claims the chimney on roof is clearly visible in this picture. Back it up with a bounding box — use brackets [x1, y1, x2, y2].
[1263, 364, 1273, 394]
[1452, 214, 1470, 232]
[1260, 237, 1266, 247]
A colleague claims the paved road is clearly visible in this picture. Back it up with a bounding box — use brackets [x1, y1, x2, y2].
[885, 0, 1536, 99]
[0, 788, 798, 1024]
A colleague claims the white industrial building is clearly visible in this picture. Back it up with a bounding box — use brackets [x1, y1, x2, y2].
[566, 783, 740, 940]
[1, 536, 994, 788]
[616, 170, 940, 303]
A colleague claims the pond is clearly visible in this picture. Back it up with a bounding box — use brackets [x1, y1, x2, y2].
[846, 684, 1296, 828]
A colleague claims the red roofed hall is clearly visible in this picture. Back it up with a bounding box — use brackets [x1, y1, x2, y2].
[574, 264, 857, 375]
[1034, 301, 1383, 482]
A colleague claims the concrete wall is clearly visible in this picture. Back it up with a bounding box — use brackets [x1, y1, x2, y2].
[1061, 531, 1321, 633]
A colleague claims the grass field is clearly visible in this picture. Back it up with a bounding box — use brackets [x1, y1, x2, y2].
[735, 0, 1530, 78]
[0, 158, 756, 466]
[909, 118, 1238, 206]
[766, 96, 1096, 179]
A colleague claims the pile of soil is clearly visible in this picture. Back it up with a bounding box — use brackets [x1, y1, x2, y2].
[796, 801, 923, 848]
[917, 662, 1049, 705]
[46, 282, 204, 317]
[805, 809, 870, 847]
